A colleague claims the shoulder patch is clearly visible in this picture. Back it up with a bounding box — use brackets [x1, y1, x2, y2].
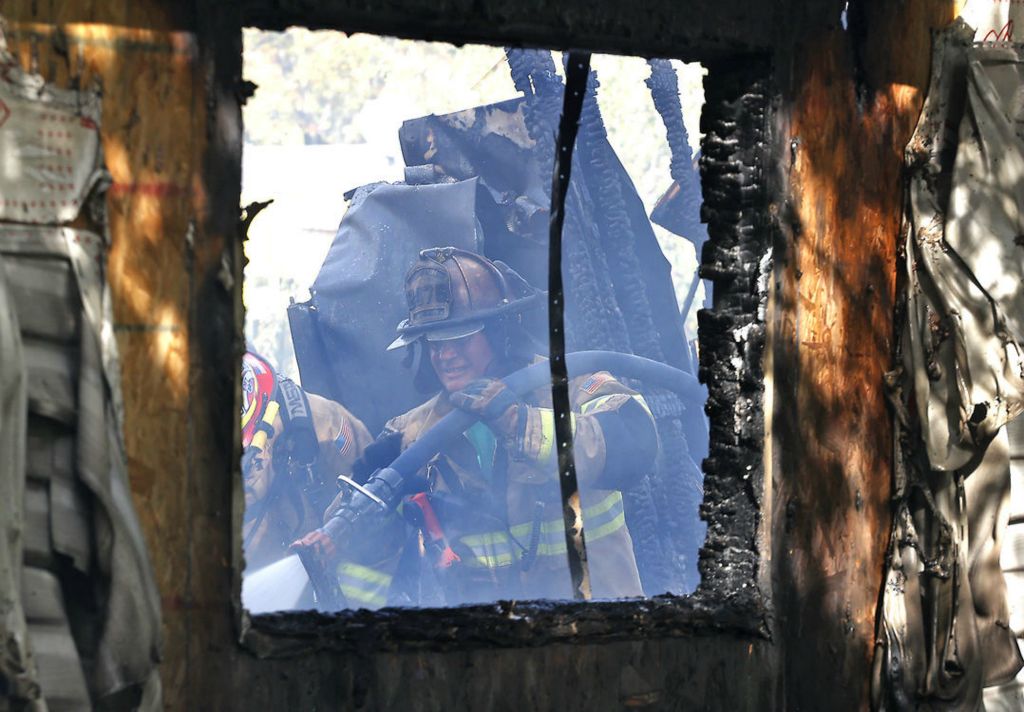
[580, 373, 613, 395]
[335, 417, 355, 458]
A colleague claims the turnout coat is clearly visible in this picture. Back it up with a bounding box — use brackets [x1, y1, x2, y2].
[243, 392, 373, 569]
[382, 368, 656, 604]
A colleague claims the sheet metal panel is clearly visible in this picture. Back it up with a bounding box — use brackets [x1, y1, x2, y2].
[21, 567, 91, 710]
[22, 478, 52, 568]
[2, 256, 79, 341]
[21, 336, 77, 425]
[0, 53, 102, 224]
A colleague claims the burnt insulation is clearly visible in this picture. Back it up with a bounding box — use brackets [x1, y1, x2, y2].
[646, 59, 705, 246]
[571, 64, 701, 594]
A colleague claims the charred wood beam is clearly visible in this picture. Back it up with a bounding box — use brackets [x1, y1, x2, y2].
[231, 0, 781, 62]
[695, 56, 772, 608]
[549, 50, 592, 602]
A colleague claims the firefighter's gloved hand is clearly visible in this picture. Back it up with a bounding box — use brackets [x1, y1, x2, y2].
[352, 430, 403, 483]
[449, 378, 522, 438]
[290, 528, 336, 560]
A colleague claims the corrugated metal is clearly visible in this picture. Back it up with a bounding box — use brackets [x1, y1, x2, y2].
[21, 567, 91, 711]
[0, 37, 162, 709]
[25, 419, 75, 481]
[22, 479, 53, 569]
[21, 337, 78, 425]
[985, 411, 1024, 709]
[25, 417, 93, 573]
[3, 257, 80, 342]
[48, 475, 92, 574]
[0, 252, 41, 707]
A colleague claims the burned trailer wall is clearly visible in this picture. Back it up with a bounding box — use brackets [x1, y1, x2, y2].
[0, 1, 978, 711]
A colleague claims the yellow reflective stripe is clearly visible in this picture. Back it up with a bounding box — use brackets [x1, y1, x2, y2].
[579, 394, 618, 414]
[456, 494, 627, 568]
[456, 530, 517, 568]
[337, 562, 392, 587]
[532, 512, 627, 556]
[633, 393, 653, 419]
[537, 409, 555, 461]
[466, 552, 515, 568]
[339, 585, 386, 606]
[507, 492, 623, 539]
[249, 401, 280, 452]
[533, 512, 626, 555]
[585, 510, 627, 542]
[533, 495, 626, 555]
[535, 408, 576, 462]
[583, 491, 622, 520]
[335, 562, 392, 606]
[509, 517, 559, 538]
[458, 530, 511, 548]
[580, 393, 652, 419]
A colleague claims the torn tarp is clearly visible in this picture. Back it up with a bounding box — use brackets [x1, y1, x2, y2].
[874, 20, 1024, 711]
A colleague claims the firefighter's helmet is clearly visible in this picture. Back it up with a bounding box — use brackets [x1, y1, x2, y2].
[387, 247, 541, 351]
[241, 351, 276, 448]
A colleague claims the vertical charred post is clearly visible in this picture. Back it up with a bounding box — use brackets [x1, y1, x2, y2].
[549, 51, 593, 602]
[696, 58, 772, 606]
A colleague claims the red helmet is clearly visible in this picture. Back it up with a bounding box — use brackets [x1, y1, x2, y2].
[241, 351, 276, 448]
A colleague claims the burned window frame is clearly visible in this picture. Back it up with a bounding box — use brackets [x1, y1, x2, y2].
[221, 12, 776, 652]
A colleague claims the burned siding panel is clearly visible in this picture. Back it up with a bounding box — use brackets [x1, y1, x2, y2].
[3, 3, 206, 707]
[771, 1, 956, 708]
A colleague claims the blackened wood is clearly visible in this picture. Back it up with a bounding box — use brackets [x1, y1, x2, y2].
[549, 50, 592, 602]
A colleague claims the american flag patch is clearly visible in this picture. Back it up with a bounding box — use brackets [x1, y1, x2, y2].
[335, 418, 355, 458]
[581, 373, 611, 395]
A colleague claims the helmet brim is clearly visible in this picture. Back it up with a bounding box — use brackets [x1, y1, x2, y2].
[385, 320, 485, 351]
[386, 290, 541, 352]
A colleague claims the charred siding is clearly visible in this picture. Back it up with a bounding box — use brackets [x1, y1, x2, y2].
[696, 57, 771, 608]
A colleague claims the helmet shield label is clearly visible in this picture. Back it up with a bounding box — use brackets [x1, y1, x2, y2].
[406, 264, 452, 326]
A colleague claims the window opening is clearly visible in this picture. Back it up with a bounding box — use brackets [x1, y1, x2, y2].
[239, 30, 710, 613]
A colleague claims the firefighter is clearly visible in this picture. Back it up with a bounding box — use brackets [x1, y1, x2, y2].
[242, 351, 400, 608]
[297, 247, 658, 604]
